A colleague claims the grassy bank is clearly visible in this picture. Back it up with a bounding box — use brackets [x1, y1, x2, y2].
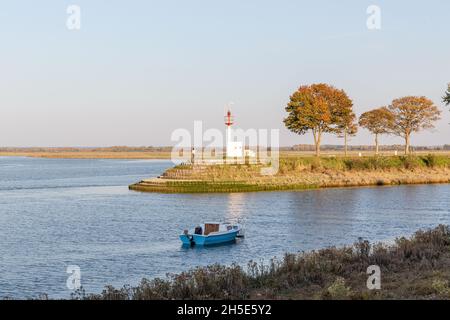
[130, 155, 450, 193]
[71, 225, 450, 300]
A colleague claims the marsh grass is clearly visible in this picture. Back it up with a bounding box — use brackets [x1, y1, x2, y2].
[278, 155, 450, 172]
[70, 225, 450, 300]
[131, 155, 450, 193]
[171, 155, 450, 178]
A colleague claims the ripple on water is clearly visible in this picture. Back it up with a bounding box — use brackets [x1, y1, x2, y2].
[0, 157, 449, 298]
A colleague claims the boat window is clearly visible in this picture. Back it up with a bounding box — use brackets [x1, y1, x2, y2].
[204, 223, 219, 235]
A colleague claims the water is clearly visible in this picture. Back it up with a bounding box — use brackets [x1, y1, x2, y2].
[0, 156, 449, 299]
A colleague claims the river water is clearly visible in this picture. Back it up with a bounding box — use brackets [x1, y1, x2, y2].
[0, 156, 449, 298]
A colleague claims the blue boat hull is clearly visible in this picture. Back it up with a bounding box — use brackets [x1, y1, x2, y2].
[180, 230, 239, 246]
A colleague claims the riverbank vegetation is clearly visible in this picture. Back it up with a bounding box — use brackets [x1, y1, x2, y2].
[129, 154, 450, 193]
[70, 225, 450, 300]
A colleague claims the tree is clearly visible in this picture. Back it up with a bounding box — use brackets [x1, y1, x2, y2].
[388, 96, 441, 154]
[443, 84, 450, 106]
[358, 107, 394, 155]
[335, 103, 357, 157]
[284, 83, 353, 157]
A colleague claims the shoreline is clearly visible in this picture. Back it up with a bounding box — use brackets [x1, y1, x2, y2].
[2, 149, 450, 160]
[129, 155, 450, 193]
[0, 152, 172, 160]
[69, 225, 450, 300]
[2, 153, 449, 193]
[129, 177, 450, 194]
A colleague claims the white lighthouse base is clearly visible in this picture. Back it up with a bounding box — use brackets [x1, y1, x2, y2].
[226, 141, 243, 158]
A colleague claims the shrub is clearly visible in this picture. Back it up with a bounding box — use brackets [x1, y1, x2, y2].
[399, 156, 424, 169]
[431, 279, 450, 297]
[326, 277, 352, 300]
[422, 154, 437, 168]
[421, 154, 450, 168]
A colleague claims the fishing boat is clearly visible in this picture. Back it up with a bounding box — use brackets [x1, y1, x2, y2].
[179, 222, 243, 246]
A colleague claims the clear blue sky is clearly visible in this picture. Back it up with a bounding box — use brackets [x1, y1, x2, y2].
[1, 0, 449, 147]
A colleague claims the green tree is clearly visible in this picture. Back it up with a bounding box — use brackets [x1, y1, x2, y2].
[443, 84, 450, 106]
[388, 96, 441, 154]
[284, 83, 353, 157]
[359, 107, 394, 155]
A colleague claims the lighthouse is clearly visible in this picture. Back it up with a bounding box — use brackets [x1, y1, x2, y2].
[225, 110, 233, 151]
[224, 110, 243, 158]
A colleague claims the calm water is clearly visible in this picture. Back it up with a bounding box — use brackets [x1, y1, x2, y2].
[0, 156, 449, 298]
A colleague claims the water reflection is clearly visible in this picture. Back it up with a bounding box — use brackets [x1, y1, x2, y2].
[225, 193, 246, 221]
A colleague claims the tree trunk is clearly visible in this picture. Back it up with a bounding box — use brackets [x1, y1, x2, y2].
[375, 133, 379, 156]
[405, 134, 410, 155]
[312, 129, 321, 157]
[344, 128, 348, 157]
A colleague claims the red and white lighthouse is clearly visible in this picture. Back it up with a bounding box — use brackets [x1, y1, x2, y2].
[224, 110, 242, 158]
[224, 110, 234, 151]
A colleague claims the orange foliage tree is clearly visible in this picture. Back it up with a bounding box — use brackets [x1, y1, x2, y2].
[284, 83, 354, 156]
[388, 96, 441, 154]
[359, 107, 394, 155]
[335, 101, 357, 156]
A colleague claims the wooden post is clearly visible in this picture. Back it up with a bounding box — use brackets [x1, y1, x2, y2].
[344, 129, 348, 157]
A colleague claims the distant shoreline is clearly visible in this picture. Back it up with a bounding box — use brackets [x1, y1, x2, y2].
[1, 148, 450, 160]
[0, 151, 172, 160]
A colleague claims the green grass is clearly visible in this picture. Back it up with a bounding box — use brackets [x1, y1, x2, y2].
[278, 154, 450, 173]
[130, 180, 319, 193]
[172, 155, 450, 178]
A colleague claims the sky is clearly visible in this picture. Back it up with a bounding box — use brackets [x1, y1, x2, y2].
[0, 0, 449, 147]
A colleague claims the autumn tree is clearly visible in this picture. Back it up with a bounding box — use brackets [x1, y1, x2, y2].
[388, 96, 441, 154]
[443, 84, 450, 106]
[284, 83, 354, 157]
[335, 105, 357, 156]
[358, 107, 394, 155]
